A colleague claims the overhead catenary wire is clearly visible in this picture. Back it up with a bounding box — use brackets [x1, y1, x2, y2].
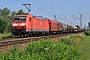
[41, 0, 82, 24]
[31, 5, 53, 15]
[41, 0, 63, 13]
[27, 0, 54, 15]
[49, 0, 73, 17]
[15, 0, 80, 23]
[15, 0, 67, 19]
[41, 0, 73, 19]
[14, 0, 53, 16]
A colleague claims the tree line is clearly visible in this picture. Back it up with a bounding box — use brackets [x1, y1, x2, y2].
[0, 7, 25, 33]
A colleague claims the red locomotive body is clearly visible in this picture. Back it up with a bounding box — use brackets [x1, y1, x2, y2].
[12, 15, 27, 36]
[30, 17, 49, 35]
[12, 14, 49, 36]
[31, 18, 49, 31]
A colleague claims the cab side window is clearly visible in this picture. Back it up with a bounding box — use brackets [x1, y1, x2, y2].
[29, 17, 31, 21]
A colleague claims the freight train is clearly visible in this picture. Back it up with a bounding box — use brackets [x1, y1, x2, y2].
[11, 14, 80, 37]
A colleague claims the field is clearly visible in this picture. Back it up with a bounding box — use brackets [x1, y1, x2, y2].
[0, 33, 90, 60]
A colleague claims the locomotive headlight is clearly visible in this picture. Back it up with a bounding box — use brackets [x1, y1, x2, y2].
[20, 23, 26, 26]
[13, 24, 18, 26]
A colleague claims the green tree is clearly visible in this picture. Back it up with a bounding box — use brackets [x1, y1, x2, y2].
[1, 7, 10, 16]
[11, 11, 16, 16]
[88, 21, 90, 27]
[0, 8, 25, 33]
[0, 9, 2, 16]
[0, 18, 7, 33]
[0, 7, 11, 32]
[75, 25, 80, 28]
[17, 9, 25, 14]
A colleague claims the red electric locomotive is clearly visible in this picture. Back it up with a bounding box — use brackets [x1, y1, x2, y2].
[11, 14, 50, 37]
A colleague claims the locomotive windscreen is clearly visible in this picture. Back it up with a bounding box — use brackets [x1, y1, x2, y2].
[14, 16, 26, 21]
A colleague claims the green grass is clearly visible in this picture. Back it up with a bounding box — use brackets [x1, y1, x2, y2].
[64, 34, 90, 60]
[75, 35, 90, 60]
[0, 33, 14, 39]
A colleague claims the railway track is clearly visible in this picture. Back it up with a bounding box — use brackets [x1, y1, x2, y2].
[0, 32, 82, 48]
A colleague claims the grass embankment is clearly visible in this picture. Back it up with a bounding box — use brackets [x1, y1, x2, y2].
[0, 33, 13, 39]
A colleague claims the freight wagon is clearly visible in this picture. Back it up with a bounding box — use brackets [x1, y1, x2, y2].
[45, 18, 58, 34]
[57, 22, 63, 34]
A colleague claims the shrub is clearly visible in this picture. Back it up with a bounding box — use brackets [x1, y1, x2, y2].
[0, 19, 7, 34]
[84, 30, 90, 36]
[59, 35, 83, 45]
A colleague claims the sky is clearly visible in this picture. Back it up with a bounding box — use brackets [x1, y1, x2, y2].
[0, 0, 90, 28]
